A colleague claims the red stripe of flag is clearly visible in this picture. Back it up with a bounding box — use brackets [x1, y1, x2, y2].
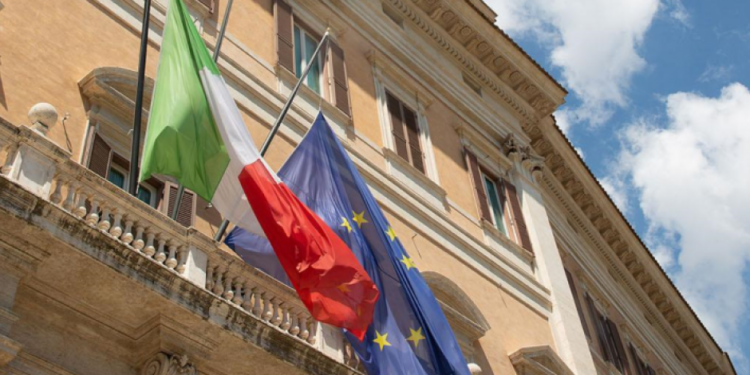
[238, 161, 378, 340]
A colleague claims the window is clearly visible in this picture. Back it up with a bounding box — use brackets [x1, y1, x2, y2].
[275, 0, 351, 115]
[465, 148, 533, 252]
[584, 293, 629, 374]
[293, 25, 323, 94]
[483, 173, 507, 235]
[386, 91, 425, 173]
[629, 344, 657, 375]
[85, 132, 196, 227]
[107, 161, 156, 207]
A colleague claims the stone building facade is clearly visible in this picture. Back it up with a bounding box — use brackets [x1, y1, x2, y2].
[0, 0, 735, 374]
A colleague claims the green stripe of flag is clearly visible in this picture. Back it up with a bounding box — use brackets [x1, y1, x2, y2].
[139, 0, 228, 201]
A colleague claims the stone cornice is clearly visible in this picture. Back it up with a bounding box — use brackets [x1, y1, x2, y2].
[393, 0, 564, 121]
[527, 116, 734, 375]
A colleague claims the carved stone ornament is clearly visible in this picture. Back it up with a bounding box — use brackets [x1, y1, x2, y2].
[520, 147, 545, 180]
[140, 353, 197, 375]
[503, 134, 522, 161]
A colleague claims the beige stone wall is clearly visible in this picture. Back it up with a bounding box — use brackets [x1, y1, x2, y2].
[0, 0, 559, 374]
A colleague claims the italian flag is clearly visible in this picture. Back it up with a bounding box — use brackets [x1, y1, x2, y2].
[140, 0, 377, 339]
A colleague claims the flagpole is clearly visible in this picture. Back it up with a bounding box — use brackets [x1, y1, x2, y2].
[213, 29, 331, 241]
[171, 0, 235, 220]
[128, 0, 152, 196]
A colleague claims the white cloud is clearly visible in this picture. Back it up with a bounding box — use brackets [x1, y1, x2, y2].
[664, 0, 691, 27]
[486, 0, 693, 129]
[615, 83, 750, 364]
[486, 0, 661, 127]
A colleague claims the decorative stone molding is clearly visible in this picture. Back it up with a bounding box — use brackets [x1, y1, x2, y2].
[510, 346, 574, 375]
[140, 353, 196, 375]
[384, 0, 564, 122]
[502, 134, 545, 183]
[78, 67, 155, 127]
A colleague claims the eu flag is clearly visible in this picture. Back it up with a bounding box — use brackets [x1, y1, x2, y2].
[227, 113, 471, 374]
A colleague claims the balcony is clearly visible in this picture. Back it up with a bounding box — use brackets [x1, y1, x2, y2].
[0, 113, 364, 374]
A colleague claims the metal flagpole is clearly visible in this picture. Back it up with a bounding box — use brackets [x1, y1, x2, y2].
[213, 29, 331, 241]
[171, 0, 235, 220]
[128, 0, 152, 196]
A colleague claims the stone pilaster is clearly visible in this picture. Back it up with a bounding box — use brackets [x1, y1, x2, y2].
[503, 137, 597, 375]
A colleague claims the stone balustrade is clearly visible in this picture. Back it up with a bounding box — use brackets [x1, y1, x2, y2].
[205, 256, 319, 346]
[0, 116, 355, 371]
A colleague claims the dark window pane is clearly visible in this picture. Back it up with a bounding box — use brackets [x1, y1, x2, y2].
[484, 176, 507, 235]
[138, 187, 152, 206]
[108, 168, 125, 189]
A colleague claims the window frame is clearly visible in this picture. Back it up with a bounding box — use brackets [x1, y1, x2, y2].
[385, 90, 425, 173]
[293, 24, 326, 96]
[372, 59, 439, 184]
[481, 171, 509, 236]
[107, 156, 158, 208]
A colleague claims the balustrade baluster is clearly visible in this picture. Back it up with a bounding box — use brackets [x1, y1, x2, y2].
[271, 298, 282, 326]
[289, 311, 300, 336]
[109, 210, 123, 238]
[299, 315, 310, 340]
[97, 204, 111, 231]
[74, 191, 88, 218]
[232, 280, 243, 305]
[165, 243, 178, 269]
[252, 288, 263, 316]
[63, 182, 78, 212]
[241, 282, 253, 311]
[307, 321, 318, 345]
[176, 248, 187, 274]
[262, 293, 274, 322]
[146, 233, 158, 258]
[86, 197, 100, 226]
[222, 274, 234, 300]
[280, 304, 291, 331]
[212, 268, 224, 295]
[132, 225, 145, 250]
[121, 218, 134, 244]
[50, 177, 64, 204]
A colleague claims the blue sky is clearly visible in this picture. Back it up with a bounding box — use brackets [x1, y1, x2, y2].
[485, 0, 750, 369]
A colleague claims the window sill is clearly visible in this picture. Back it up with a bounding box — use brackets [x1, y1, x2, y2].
[383, 147, 446, 210]
[275, 64, 351, 127]
[480, 218, 534, 267]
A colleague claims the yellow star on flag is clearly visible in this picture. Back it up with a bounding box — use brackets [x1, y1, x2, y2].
[400, 255, 417, 270]
[352, 210, 368, 228]
[385, 226, 397, 241]
[340, 217, 352, 233]
[373, 331, 391, 351]
[407, 327, 425, 348]
[336, 284, 350, 293]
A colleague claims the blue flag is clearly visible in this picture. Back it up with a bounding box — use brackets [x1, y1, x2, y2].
[227, 113, 471, 375]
